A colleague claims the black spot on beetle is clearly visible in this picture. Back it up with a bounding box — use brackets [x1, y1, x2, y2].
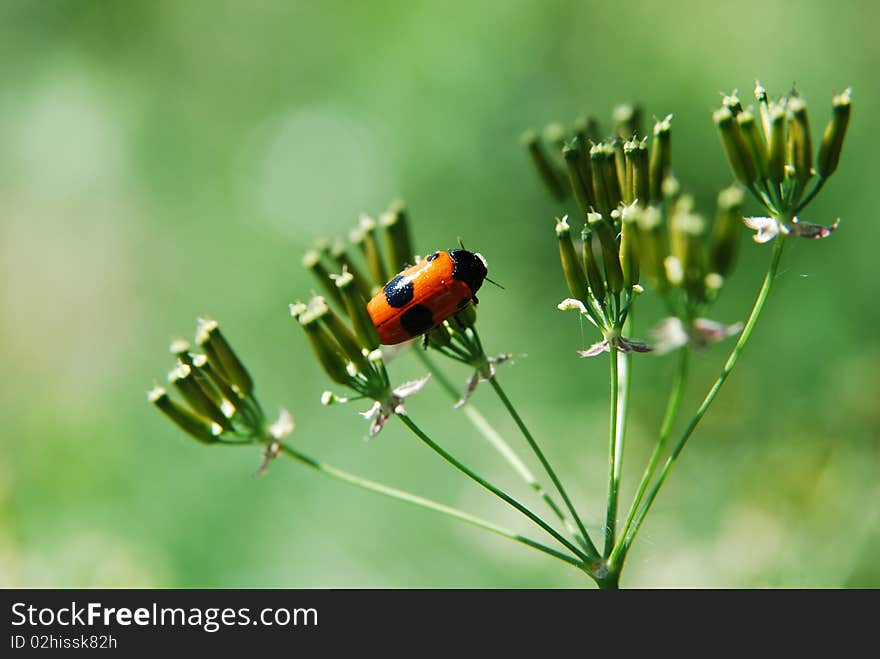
[384, 275, 414, 308]
[400, 304, 434, 336]
[426, 252, 440, 262]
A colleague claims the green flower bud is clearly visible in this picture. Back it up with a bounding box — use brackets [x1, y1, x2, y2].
[555, 216, 590, 302]
[330, 241, 373, 299]
[574, 114, 601, 144]
[613, 103, 642, 140]
[649, 115, 672, 203]
[755, 81, 772, 139]
[302, 249, 344, 307]
[618, 206, 640, 288]
[817, 88, 852, 178]
[787, 98, 813, 183]
[298, 305, 352, 386]
[195, 318, 254, 396]
[562, 139, 594, 216]
[380, 201, 415, 272]
[170, 338, 193, 365]
[356, 214, 389, 287]
[588, 212, 623, 293]
[311, 296, 372, 374]
[737, 111, 768, 180]
[454, 301, 477, 329]
[635, 206, 668, 291]
[669, 210, 707, 298]
[428, 321, 452, 348]
[714, 107, 757, 185]
[590, 143, 621, 216]
[767, 104, 787, 184]
[522, 130, 566, 201]
[191, 353, 241, 415]
[335, 270, 380, 351]
[624, 137, 649, 207]
[580, 227, 606, 303]
[722, 91, 744, 116]
[149, 386, 219, 444]
[543, 123, 567, 154]
[711, 185, 745, 278]
[169, 363, 232, 432]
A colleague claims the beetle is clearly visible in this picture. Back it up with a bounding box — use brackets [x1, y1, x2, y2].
[366, 249, 489, 345]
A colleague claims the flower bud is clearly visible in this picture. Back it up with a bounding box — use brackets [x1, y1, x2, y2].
[191, 353, 240, 416]
[613, 103, 642, 140]
[754, 81, 772, 139]
[634, 206, 667, 290]
[454, 301, 477, 329]
[149, 386, 219, 444]
[721, 91, 743, 116]
[330, 241, 373, 299]
[737, 111, 768, 180]
[669, 210, 707, 298]
[357, 214, 390, 287]
[590, 143, 622, 215]
[195, 318, 254, 396]
[313, 296, 372, 374]
[574, 114, 601, 144]
[817, 88, 852, 178]
[618, 206, 640, 288]
[298, 306, 352, 386]
[335, 270, 381, 351]
[555, 216, 590, 302]
[787, 98, 813, 183]
[522, 130, 566, 201]
[649, 115, 672, 203]
[544, 123, 567, 154]
[170, 338, 193, 365]
[581, 226, 606, 303]
[169, 363, 232, 431]
[624, 137, 649, 206]
[562, 139, 594, 216]
[587, 212, 623, 293]
[302, 249, 344, 307]
[714, 107, 757, 185]
[380, 201, 415, 272]
[767, 104, 787, 184]
[427, 321, 452, 348]
[710, 185, 745, 278]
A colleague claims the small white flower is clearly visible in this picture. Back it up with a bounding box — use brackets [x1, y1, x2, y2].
[744, 215, 839, 243]
[743, 216, 780, 243]
[268, 408, 295, 439]
[359, 374, 432, 437]
[650, 317, 743, 355]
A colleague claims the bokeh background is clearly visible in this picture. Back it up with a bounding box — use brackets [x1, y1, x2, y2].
[2, 0, 877, 588]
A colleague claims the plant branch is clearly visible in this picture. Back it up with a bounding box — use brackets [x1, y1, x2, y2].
[274, 441, 584, 569]
[397, 414, 593, 564]
[489, 377, 600, 560]
[617, 236, 787, 560]
[603, 346, 621, 557]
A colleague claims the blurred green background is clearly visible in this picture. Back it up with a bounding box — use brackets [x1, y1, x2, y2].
[1, 0, 877, 588]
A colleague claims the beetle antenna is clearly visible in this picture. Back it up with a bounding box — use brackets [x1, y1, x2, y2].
[485, 276, 505, 290]
[457, 237, 466, 250]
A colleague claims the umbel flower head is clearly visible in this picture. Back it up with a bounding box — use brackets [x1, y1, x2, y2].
[148, 318, 293, 447]
[527, 106, 744, 356]
[300, 200, 510, 411]
[714, 83, 851, 241]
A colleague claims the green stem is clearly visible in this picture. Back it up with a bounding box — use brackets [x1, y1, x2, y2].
[274, 441, 584, 569]
[618, 236, 786, 561]
[397, 414, 593, 564]
[415, 352, 584, 548]
[793, 176, 827, 215]
[489, 377, 600, 561]
[609, 346, 689, 568]
[603, 346, 620, 557]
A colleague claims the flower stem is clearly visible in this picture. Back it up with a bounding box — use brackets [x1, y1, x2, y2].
[488, 377, 600, 561]
[273, 440, 584, 569]
[603, 347, 621, 557]
[617, 236, 787, 561]
[397, 414, 593, 564]
[414, 351, 587, 551]
[609, 346, 689, 569]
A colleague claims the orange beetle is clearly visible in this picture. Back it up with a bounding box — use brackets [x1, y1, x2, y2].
[366, 249, 488, 345]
